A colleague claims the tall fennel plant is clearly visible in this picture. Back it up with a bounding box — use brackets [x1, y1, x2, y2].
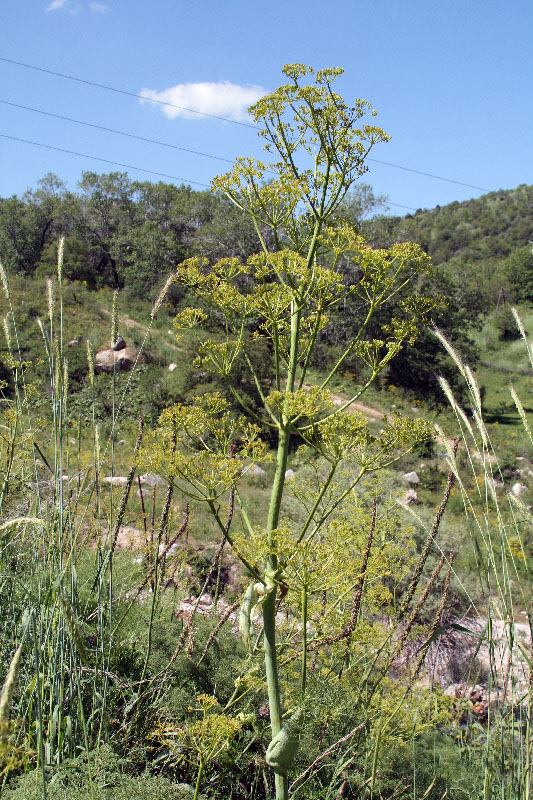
[150, 64, 438, 800]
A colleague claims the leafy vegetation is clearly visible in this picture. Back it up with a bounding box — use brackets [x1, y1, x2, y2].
[0, 63, 532, 800]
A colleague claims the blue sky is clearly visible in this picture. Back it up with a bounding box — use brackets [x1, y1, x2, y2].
[1, 0, 532, 214]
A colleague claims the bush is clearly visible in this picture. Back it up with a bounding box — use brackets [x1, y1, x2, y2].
[4, 746, 198, 800]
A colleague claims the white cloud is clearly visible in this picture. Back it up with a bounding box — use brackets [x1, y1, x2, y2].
[88, 2, 109, 12]
[139, 80, 265, 122]
[45, 0, 80, 12]
[46, 0, 68, 10]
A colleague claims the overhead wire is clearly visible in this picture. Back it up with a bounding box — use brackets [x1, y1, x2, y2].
[0, 130, 417, 211]
[0, 133, 210, 187]
[367, 157, 489, 193]
[0, 56, 257, 128]
[0, 98, 418, 210]
[0, 99, 235, 165]
[1, 55, 491, 195]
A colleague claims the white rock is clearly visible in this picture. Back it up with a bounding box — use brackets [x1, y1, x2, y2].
[405, 488, 418, 504]
[102, 476, 129, 486]
[199, 593, 213, 606]
[159, 542, 179, 557]
[512, 482, 528, 497]
[138, 473, 166, 487]
[403, 471, 420, 484]
[94, 346, 136, 374]
[246, 464, 267, 479]
[168, 363, 177, 371]
[285, 469, 296, 479]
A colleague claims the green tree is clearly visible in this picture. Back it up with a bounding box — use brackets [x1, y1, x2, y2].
[147, 64, 438, 800]
[503, 244, 533, 302]
[0, 174, 67, 275]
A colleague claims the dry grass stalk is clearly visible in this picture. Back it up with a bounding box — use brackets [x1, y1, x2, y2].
[109, 417, 144, 554]
[412, 552, 455, 680]
[308, 499, 377, 652]
[397, 439, 459, 620]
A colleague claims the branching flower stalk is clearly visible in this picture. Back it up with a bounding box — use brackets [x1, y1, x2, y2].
[148, 64, 441, 800]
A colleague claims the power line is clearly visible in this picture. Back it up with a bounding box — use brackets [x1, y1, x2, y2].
[0, 133, 210, 187]
[367, 157, 490, 193]
[386, 201, 417, 212]
[0, 56, 257, 129]
[1, 56, 491, 195]
[0, 131, 417, 211]
[0, 99, 235, 165]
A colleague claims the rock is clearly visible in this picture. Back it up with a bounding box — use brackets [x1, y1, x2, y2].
[102, 476, 129, 486]
[159, 542, 179, 557]
[68, 337, 81, 346]
[168, 363, 177, 371]
[512, 482, 528, 497]
[411, 406, 419, 413]
[405, 488, 418, 504]
[112, 333, 126, 351]
[110, 526, 144, 549]
[402, 471, 420, 484]
[285, 469, 296, 479]
[94, 346, 136, 374]
[199, 593, 213, 606]
[138, 473, 166, 487]
[246, 464, 267, 479]
[490, 478, 505, 489]
[117, 439, 126, 446]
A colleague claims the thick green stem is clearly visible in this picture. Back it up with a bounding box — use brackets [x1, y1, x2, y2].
[263, 576, 286, 799]
[301, 586, 308, 695]
[193, 761, 204, 800]
[262, 298, 303, 800]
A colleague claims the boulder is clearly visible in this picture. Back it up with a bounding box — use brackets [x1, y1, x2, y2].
[112, 333, 126, 351]
[94, 346, 136, 374]
[168, 363, 177, 371]
[102, 476, 129, 486]
[199, 593, 213, 606]
[246, 464, 267, 479]
[405, 488, 419, 504]
[512, 482, 528, 497]
[138, 473, 167, 487]
[285, 469, 296, 479]
[402, 471, 420, 484]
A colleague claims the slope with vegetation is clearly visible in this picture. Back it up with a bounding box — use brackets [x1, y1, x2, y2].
[0, 64, 532, 800]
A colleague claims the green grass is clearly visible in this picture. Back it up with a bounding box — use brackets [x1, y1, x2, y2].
[1, 266, 533, 799]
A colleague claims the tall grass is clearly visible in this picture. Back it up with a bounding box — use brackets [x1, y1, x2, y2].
[1, 245, 533, 798]
[0, 248, 177, 796]
[434, 317, 533, 799]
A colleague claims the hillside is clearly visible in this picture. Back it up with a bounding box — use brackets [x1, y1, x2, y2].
[1, 183, 533, 799]
[362, 183, 533, 269]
